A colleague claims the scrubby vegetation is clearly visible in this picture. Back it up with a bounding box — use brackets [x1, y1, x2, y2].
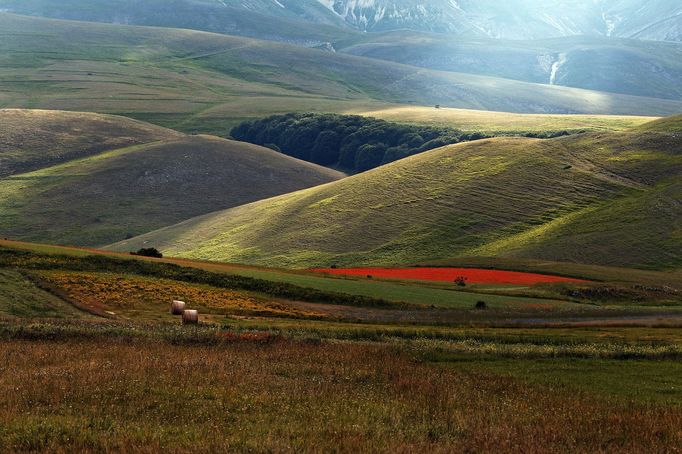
[0, 246, 400, 309]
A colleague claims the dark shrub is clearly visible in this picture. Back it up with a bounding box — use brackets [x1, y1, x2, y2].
[475, 301, 488, 310]
[131, 248, 163, 258]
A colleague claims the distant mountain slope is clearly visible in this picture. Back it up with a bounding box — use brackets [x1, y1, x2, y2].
[110, 119, 682, 269]
[3, 2, 681, 101]
[0, 134, 343, 246]
[0, 109, 182, 177]
[0, 0, 354, 45]
[339, 34, 682, 100]
[1, 13, 681, 137]
[3, 0, 680, 42]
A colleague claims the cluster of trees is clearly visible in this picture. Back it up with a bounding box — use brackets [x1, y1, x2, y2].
[231, 113, 487, 173]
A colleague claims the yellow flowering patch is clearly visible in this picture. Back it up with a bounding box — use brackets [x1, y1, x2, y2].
[37, 271, 325, 319]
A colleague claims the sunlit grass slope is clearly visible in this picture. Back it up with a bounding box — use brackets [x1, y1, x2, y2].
[351, 106, 657, 134]
[636, 114, 682, 132]
[1, 12, 682, 137]
[0, 109, 181, 176]
[0, 135, 343, 246]
[111, 119, 681, 269]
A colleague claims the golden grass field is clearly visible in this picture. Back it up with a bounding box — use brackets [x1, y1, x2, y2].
[351, 106, 657, 133]
[1, 239, 682, 452]
[2, 337, 681, 453]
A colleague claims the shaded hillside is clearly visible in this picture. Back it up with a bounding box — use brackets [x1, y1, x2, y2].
[111, 120, 682, 269]
[1, 13, 682, 139]
[0, 135, 343, 246]
[0, 109, 181, 177]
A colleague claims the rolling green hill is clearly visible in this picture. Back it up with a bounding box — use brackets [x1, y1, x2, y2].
[0, 109, 182, 177]
[0, 132, 343, 246]
[110, 118, 682, 269]
[1, 12, 682, 138]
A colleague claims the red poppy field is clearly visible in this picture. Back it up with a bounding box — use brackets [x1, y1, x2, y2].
[311, 267, 587, 285]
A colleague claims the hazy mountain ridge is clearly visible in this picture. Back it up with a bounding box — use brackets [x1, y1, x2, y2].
[2, 0, 681, 42]
[317, 0, 682, 41]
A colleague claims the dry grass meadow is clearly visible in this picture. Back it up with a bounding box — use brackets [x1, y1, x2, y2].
[1, 336, 681, 453]
[0, 243, 681, 452]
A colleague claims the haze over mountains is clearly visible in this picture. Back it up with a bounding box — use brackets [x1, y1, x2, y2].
[318, 0, 682, 41]
[3, 0, 681, 41]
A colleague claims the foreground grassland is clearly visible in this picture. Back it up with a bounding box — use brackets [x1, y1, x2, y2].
[1, 241, 681, 451]
[114, 117, 682, 269]
[1, 334, 681, 453]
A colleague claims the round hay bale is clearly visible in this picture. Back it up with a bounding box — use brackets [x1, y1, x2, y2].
[182, 309, 199, 325]
[170, 300, 186, 315]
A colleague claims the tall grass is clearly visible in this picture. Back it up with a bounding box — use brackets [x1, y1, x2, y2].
[1, 337, 680, 453]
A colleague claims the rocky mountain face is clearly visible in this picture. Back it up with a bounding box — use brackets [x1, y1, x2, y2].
[315, 0, 682, 41]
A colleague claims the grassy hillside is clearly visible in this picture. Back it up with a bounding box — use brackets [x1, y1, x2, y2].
[637, 114, 682, 132]
[350, 106, 656, 134]
[0, 109, 182, 176]
[111, 122, 681, 269]
[1, 13, 682, 138]
[0, 135, 343, 246]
